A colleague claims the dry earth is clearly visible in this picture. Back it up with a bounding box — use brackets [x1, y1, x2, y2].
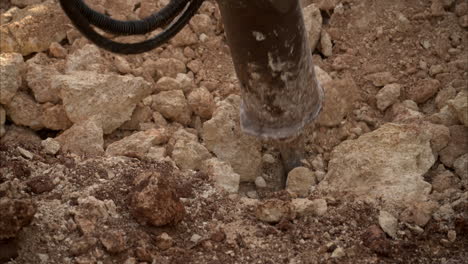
[0, 0, 467, 263]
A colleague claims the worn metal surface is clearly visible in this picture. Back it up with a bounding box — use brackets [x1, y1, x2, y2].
[216, 0, 323, 140]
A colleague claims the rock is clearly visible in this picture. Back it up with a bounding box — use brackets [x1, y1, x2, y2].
[65, 44, 108, 73]
[11, 0, 43, 8]
[317, 78, 359, 127]
[0, 2, 69, 55]
[26, 175, 55, 194]
[41, 138, 60, 155]
[448, 91, 468, 127]
[255, 199, 295, 223]
[439, 125, 468, 167]
[120, 105, 153, 131]
[399, 201, 438, 227]
[26, 61, 61, 104]
[48, 42, 67, 58]
[0, 198, 36, 239]
[365, 72, 397, 87]
[319, 30, 333, 57]
[0, 125, 41, 145]
[53, 71, 152, 134]
[17, 146, 33, 159]
[187, 87, 215, 119]
[447, 230, 457, 242]
[156, 233, 173, 250]
[362, 225, 391, 256]
[378, 210, 398, 239]
[55, 118, 104, 156]
[376, 84, 401, 111]
[201, 158, 240, 193]
[203, 95, 262, 182]
[40, 103, 73, 130]
[435, 86, 456, 110]
[172, 140, 212, 171]
[390, 103, 424, 123]
[73, 196, 112, 235]
[406, 79, 440, 104]
[292, 198, 327, 217]
[319, 123, 434, 212]
[155, 77, 182, 92]
[100, 230, 126, 254]
[152, 90, 192, 125]
[170, 27, 198, 47]
[286, 167, 317, 197]
[130, 172, 185, 226]
[432, 170, 459, 193]
[106, 129, 168, 158]
[423, 122, 450, 154]
[175, 73, 194, 92]
[0, 53, 24, 105]
[453, 154, 468, 181]
[153, 58, 186, 78]
[69, 237, 98, 256]
[0, 106, 6, 137]
[427, 105, 460, 126]
[255, 176, 267, 189]
[455, 2, 468, 16]
[331, 247, 345, 258]
[5, 92, 43, 130]
[314, 66, 332, 85]
[189, 14, 213, 34]
[302, 4, 322, 51]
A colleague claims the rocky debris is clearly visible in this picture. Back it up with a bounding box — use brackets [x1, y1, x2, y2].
[69, 237, 98, 256]
[399, 200, 438, 227]
[40, 103, 73, 130]
[156, 233, 174, 250]
[152, 90, 192, 125]
[439, 125, 468, 168]
[428, 105, 461, 126]
[0, 1, 69, 55]
[317, 78, 359, 127]
[431, 169, 459, 193]
[100, 230, 126, 254]
[25, 61, 61, 104]
[0, 52, 24, 105]
[292, 198, 328, 217]
[65, 44, 109, 73]
[448, 90, 468, 127]
[0, 105, 6, 137]
[286, 167, 317, 197]
[106, 129, 169, 158]
[201, 158, 240, 193]
[303, 4, 322, 51]
[55, 118, 104, 156]
[187, 87, 215, 119]
[376, 84, 401, 111]
[41, 138, 60, 155]
[152, 58, 186, 78]
[172, 140, 212, 171]
[48, 42, 67, 58]
[389, 102, 424, 123]
[203, 95, 262, 182]
[453, 154, 468, 181]
[155, 77, 182, 92]
[319, 123, 434, 212]
[255, 199, 295, 224]
[0, 198, 36, 239]
[120, 105, 153, 131]
[72, 196, 115, 236]
[378, 210, 398, 239]
[26, 175, 55, 194]
[5, 92, 43, 130]
[362, 225, 391, 256]
[130, 172, 185, 226]
[423, 122, 450, 154]
[435, 86, 457, 109]
[406, 79, 440, 104]
[54, 71, 152, 134]
[170, 27, 198, 47]
[319, 30, 333, 57]
[0, 125, 41, 145]
[189, 14, 213, 35]
[365, 72, 397, 87]
[331, 247, 346, 258]
[17, 146, 33, 159]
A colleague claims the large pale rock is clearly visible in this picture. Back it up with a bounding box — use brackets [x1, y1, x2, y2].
[0, 1, 69, 55]
[40, 103, 73, 130]
[319, 123, 435, 212]
[303, 4, 322, 51]
[201, 158, 240, 193]
[65, 45, 108, 73]
[152, 90, 192, 125]
[203, 95, 262, 182]
[26, 61, 61, 103]
[172, 140, 212, 171]
[317, 78, 359, 127]
[106, 129, 169, 157]
[5, 92, 43, 130]
[55, 118, 104, 156]
[448, 90, 468, 127]
[53, 71, 152, 134]
[0, 53, 25, 105]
